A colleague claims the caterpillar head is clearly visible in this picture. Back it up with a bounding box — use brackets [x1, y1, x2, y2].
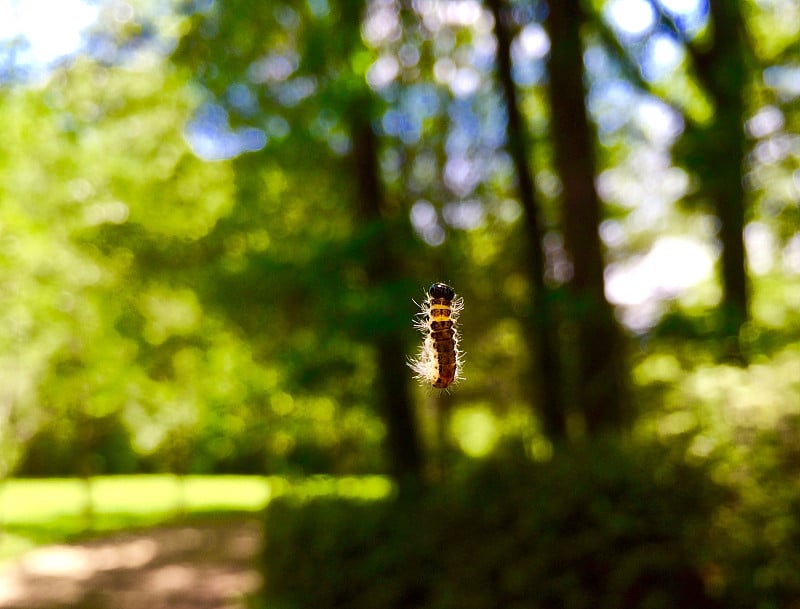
[429, 282, 455, 301]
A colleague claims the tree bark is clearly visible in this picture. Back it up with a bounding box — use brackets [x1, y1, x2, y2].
[487, 0, 566, 440]
[691, 0, 750, 347]
[352, 116, 424, 486]
[544, 0, 628, 431]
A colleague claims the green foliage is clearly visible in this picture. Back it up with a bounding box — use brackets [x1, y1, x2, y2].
[0, 46, 388, 477]
[630, 344, 800, 607]
[263, 441, 724, 609]
[3, 0, 800, 493]
[15, 414, 139, 476]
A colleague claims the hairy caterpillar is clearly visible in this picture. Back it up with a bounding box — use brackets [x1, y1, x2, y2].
[408, 282, 464, 389]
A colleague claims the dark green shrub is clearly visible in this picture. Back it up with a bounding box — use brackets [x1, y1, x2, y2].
[15, 414, 139, 476]
[704, 421, 800, 609]
[262, 439, 724, 609]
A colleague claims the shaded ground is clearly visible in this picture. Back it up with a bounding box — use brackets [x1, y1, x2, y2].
[0, 519, 262, 609]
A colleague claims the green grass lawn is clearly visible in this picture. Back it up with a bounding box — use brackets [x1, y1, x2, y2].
[0, 474, 391, 564]
[0, 475, 273, 563]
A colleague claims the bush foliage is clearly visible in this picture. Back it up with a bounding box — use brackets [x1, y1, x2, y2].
[263, 440, 738, 609]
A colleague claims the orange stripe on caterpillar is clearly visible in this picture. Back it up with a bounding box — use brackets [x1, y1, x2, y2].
[408, 282, 464, 389]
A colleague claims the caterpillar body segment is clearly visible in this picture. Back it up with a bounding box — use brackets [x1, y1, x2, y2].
[409, 282, 464, 389]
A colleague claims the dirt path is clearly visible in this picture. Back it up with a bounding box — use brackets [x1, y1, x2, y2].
[0, 519, 262, 609]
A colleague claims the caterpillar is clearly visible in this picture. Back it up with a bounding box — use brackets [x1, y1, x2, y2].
[408, 282, 464, 389]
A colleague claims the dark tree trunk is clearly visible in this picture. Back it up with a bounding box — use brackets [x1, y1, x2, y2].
[487, 0, 566, 441]
[352, 116, 424, 486]
[332, 0, 424, 486]
[690, 0, 749, 349]
[544, 0, 628, 431]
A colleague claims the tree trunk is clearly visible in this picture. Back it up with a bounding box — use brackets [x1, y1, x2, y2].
[544, 0, 628, 432]
[692, 0, 749, 349]
[352, 116, 424, 486]
[487, 0, 566, 440]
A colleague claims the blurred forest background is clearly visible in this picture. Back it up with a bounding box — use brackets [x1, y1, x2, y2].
[3, 0, 800, 606]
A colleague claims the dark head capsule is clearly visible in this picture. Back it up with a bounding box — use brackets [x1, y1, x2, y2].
[429, 282, 455, 301]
